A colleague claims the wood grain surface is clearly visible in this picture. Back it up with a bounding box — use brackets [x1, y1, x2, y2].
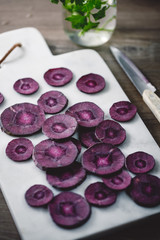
[0, 0, 160, 240]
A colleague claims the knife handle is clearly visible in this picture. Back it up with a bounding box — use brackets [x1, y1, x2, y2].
[142, 89, 160, 123]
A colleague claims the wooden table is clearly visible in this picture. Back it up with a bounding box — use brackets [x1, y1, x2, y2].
[0, 0, 160, 240]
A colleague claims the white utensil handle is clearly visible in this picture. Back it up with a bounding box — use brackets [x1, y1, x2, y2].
[142, 89, 160, 123]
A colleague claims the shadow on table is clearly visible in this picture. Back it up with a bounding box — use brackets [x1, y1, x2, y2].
[78, 213, 160, 240]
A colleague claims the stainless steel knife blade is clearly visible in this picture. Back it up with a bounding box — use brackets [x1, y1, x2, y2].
[110, 46, 156, 94]
[110, 46, 160, 122]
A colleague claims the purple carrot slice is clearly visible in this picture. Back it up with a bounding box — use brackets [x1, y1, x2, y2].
[13, 78, 39, 95]
[85, 182, 117, 207]
[37, 90, 68, 114]
[44, 67, 73, 87]
[109, 101, 137, 122]
[0, 92, 4, 104]
[6, 138, 33, 162]
[70, 137, 82, 154]
[102, 169, 132, 190]
[46, 162, 86, 189]
[82, 143, 125, 175]
[127, 174, 160, 207]
[1, 102, 45, 136]
[78, 126, 100, 148]
[48, 192, 91, 228]
[126, 151, 155, 174]
[42, 114, 77, 140]
[66, 101, 104, 127]
[25, 184, 53, 207]
[33, 139, 78, 170]
[76, 73, 105, 94]
[95, 119, 126, 145]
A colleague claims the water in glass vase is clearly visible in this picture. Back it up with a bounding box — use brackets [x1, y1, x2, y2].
[63, 0, 117, 47]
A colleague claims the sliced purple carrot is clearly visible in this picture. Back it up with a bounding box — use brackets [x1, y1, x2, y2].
[46, 162, 86, 189]
[102, 169, 132, 190]
[78, 126, 100, 148]
[13, 78, 39, 95]
[126, 151, 155, 174]
[76, 73, 105, 94]
[66, 101, 104, 128]
[1, 102, 45, 136]
[37, 90, 68, 114]
[95, 119, 126, 145]
[82, 143, 125, 175]
[70, 137, 82, 154]
[6, 137, 33, 161]
[25, 184, 53, 207]
[109, 101, 137, 122]
[42, 114, 77, 140]
[127, 174, 160, 207]
[0, 92, 4, 104]
[44, 67, 73, 87]
[33, 139, 78, 170]
[85, 182, 117, 207]
[48, 192, 91, 228]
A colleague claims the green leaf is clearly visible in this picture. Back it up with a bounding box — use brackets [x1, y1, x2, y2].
[81, 1, 94, 13]
[50, 0, 117, 34]
[75, 0, 84, 5]
[74, 0, 103, 14]
[62, 0, 74, 11]
[81, 21, 100, 34]
[66, 14, 87, 29]
[92, 6, 107, 21]
[94, 0, 102, 9]
[50, 0, 59, 3]
[71, 2, 86, 14]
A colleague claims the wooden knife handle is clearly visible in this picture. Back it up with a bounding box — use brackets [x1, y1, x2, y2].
[142, 89, 160, 123]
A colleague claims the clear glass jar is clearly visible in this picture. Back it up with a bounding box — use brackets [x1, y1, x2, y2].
[62, 0, 117, 47]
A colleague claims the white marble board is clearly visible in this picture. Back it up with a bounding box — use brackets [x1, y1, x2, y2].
[0, 27, 160, 240]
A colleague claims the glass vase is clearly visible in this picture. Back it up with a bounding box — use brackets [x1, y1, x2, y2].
[62, 0, 117, 47]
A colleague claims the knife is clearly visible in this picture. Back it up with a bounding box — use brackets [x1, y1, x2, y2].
[110, 46, 160, 123]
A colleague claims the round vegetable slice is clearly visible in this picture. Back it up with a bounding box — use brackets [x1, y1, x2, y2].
[6, 138, 33, 161]
[48, 192, 91, 228]
[126, 151, 155, 174]
[85, 182, 117, 207]
[76, 73, 105, 94]
[1, 102, 45, 136]
[44, 67, 73, 87]
[46, 162, 86, 189]
[42, 114, 77, 140]
[127, 174, 160, 207]
[37, 90, 68, 114]
[33, 139, 78, 170]
[13, 78, 39, 95]
[78, 127, 100, 148]
[109, 101, 137, 122]
[70, 137, 82, 154]
[66, 101, 104, 127]
[0, 92, 4, 104]
[95, 119, 126, 145]
[82, 143, 125, 175]
[102, 169, 132, 190]
[25, 184, 53, 207]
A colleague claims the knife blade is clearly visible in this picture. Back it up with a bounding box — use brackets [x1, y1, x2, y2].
[110, 46, 160, 123]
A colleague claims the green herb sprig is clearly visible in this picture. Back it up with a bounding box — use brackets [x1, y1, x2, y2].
[50, 0, 116, 35]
